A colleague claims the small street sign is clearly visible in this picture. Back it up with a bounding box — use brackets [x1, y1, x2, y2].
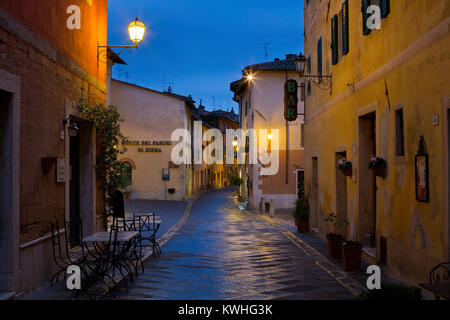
[162, 168, 170, 181]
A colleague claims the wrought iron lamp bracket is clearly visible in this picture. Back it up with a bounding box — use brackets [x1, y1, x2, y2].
[304, 74, 333, 94]
[97, 43, 138, 66]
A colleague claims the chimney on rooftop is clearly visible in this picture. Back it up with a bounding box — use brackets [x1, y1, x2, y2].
[285, 54, 297, 61]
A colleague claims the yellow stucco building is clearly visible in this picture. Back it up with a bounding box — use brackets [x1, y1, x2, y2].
[303, 0, 450, 285]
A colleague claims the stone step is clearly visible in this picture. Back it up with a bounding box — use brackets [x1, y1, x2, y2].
[0, 292, 16, 300]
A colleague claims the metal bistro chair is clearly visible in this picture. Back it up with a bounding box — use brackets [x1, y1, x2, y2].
[108, 190, 144, 277]
[50, 219, 94, 290]
[50, 220, 71, 287]
[134, 212, 162, 258]
[429, 262, 450, 300]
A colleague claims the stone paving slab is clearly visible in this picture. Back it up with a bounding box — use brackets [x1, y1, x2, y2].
[104, 189, 360, 300]
[256, 208, 402, 289]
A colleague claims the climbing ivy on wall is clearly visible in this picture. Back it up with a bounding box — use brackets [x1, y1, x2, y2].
[75, 99, 128, 210]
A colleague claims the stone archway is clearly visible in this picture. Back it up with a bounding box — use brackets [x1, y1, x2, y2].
[120, 157, 137, 169]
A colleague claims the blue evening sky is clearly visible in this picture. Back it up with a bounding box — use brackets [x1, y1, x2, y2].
[108, 0, 304, 111]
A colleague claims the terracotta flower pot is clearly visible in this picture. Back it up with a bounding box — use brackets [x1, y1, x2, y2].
[341, 244, 362, 271]
[327, 234, 344, 259]
[297, 220, 309, 233]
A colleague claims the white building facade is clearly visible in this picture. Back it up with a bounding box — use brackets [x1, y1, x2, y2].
[110, 79, 194, 201]
[231, 54, 305, 210]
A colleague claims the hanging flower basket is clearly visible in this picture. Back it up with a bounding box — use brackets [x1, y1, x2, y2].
[373, 166, 387, 177]
[338, 158, 353, 177]
[369, 156, 387, 178]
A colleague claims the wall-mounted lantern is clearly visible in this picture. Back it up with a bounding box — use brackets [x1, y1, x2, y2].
[97, 17, 147, 65]
[63, 117, 79, 137]
[295, 54, 332, 94]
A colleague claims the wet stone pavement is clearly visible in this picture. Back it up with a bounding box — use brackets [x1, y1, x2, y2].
[105, 189, 361, 300]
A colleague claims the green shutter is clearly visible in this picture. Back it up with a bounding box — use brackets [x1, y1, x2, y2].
[317, 37, 322, 82]
[362, 0, 371, 35]
[307, 56, 311, 95]
[331, 15, 338, 65]
[342, 0, 349, 55]
[380, 0, 390, 18]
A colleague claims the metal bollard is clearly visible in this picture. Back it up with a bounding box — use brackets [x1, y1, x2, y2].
[270, 198, 275, 217]
[261, 196, 265, 214]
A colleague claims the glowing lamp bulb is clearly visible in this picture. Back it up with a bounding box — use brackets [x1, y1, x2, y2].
[128, 17, 147, 44]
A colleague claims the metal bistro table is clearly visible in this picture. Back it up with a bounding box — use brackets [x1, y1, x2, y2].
[82, 231, 142, 285]
[83, 231, 139, 243]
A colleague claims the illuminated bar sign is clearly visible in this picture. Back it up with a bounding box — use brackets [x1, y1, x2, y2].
[284, 79, 298, 122]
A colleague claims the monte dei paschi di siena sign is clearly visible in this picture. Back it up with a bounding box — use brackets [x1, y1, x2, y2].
[124, 140, 173, 153]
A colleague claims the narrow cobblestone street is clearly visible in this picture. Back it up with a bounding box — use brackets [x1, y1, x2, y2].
[105, 189, 364, 300]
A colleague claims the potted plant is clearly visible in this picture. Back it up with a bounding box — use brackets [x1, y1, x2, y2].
[230, 175, 243, 187]
[325, 212, 348, 259]
[292, 198, 309, 233]
[337, 158, 353, 177]
[339, 240, 362, 271]
[369, 156, 388, 178]
[357, 283, 423, 300]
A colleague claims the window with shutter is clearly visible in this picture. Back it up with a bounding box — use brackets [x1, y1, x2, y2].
[362, 0, 371, 35]
[331, 15, 338, 65]
[342, 0, 349, 55]
[307, 55, 311, 74]
[317, 37, 322, 82]
[307, 55, 311, 96]
[380, 0, 390, 18]
[120, 162, 132, 186]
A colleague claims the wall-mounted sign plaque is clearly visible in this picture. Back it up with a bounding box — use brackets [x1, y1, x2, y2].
[56, 158, 66, 183]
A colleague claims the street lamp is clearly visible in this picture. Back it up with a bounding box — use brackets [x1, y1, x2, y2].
[295, 53, 332, 94]
[97, 17, 147, 65]
[295, 55, 307, 76]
